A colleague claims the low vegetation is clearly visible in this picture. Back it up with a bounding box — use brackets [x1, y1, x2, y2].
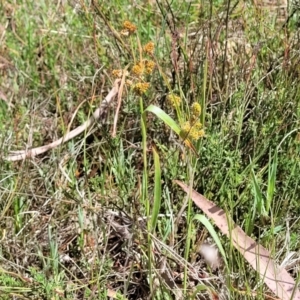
[0, 0, 300, 299]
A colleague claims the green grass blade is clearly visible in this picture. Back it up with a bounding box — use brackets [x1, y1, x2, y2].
[201, 45, 208, 126]
[144, 105, 181, 135]
[266, 149, 278, 213]
[151, 146, 161, 232]
[250, 167, 265, 216]
[140, 98, 149, 213]
[140, 98, 153, 295]
[144, 105, 197, 154]
[193, 214, 228, 269]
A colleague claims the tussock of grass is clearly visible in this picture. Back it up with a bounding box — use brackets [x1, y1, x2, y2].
[0, 1, 300, 299]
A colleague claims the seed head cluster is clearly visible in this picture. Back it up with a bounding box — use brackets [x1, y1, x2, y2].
[112, 69, 129, 78]
[180, 102, 204, 141]
[111, 22, 156, 95]
[121, 21, 137, 36]
[133, 82, 150, 95]
[166, 94, 181, 108]
[181, 120, 204, 141]
[191, 102, 201, 119]
[145, 60, 155, 74]
[143, 42, 155, 55]
[132, 62, 144, 77]
[111, 20, 205, 145]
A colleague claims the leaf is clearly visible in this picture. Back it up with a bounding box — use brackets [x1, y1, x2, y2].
[266, 149, 278, 213]
[145, 105, 181, 134]
[175, 180, 300, 300]
[193, 214, 228, 269]
[151, 146, 161, 231]
[250, 167, 265, 216]
[144, 105, 198, 155]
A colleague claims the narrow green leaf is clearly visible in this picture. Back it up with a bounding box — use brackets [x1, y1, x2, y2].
[250, 168, 265, 216]
[193, 214, 228, 268]
[144, 105, 197, 154]
[151, 146, 161, 232]
[144, 105, 181, 134]
[266, 149, 278, 213]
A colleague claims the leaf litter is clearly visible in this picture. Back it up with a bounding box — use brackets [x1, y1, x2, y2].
[175, 180, 300, 300]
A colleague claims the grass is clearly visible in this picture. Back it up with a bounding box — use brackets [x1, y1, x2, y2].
[0, 0, 300, 299]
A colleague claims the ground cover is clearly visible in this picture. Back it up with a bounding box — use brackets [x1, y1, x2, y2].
[0, 0, 300, 299]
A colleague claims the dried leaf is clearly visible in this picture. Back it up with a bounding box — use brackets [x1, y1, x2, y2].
[175, 180, 300, 300]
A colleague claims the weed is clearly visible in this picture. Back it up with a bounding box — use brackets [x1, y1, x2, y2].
[1, 1, 300, 299]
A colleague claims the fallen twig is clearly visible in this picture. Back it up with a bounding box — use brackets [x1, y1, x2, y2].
[5, 80, 120, 161]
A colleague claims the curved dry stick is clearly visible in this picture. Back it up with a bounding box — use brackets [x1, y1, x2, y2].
[6, 80, 120, 161]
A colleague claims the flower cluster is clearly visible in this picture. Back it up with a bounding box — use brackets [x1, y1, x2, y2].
[112, 22, 156, 95]
[112, 69, 129, 78]
[143, 42, 154, 55]
[191, 102, 201, 120]
[166, 93, 181, 108]
[133, 82, 150, 95]
[131, 59, 155, 77]
[181, 120, 205, 141]
[132, 62, 144, 77]
[180, 102, 204, 142]
[131, 40, 156, 94]
[145, 60, 155, 74]
[121, 21, 137, 36]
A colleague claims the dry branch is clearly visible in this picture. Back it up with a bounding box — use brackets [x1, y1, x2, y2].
[5, 80, 120, 161]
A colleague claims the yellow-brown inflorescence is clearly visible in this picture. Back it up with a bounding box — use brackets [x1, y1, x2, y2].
[115, 25, 155, 96]
[191, 102, 201, 118]
[121, 21, 137, 36]
[145, 60, 155, 74]
[112, 69, 123, 78]
[132, 62, 144, 77]
[132, 60, 155, 77]
[181, 120, 204, 141]
[112, 69, 129, 78]
[143, 41, 155, 55]
[133, 82, 150, 95]
[180, 103, 204, 141]
[166, 93, 181, 108]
